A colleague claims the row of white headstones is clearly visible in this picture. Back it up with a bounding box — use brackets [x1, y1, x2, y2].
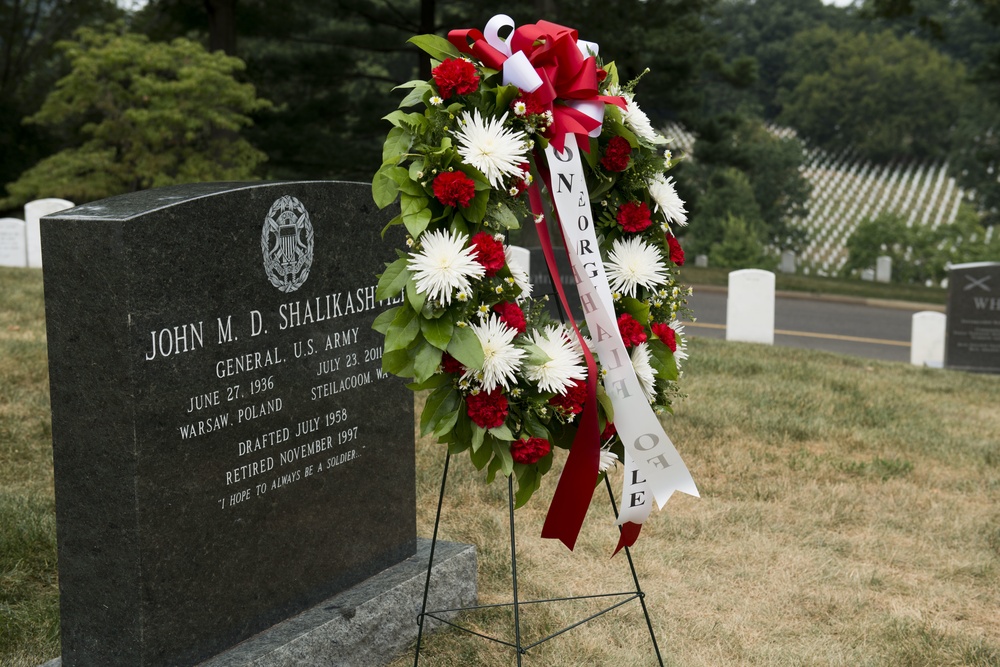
[0, 198, 75, 268]
[727, 268, 946, 367]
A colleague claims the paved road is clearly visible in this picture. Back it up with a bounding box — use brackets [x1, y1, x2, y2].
[684, 287, 943, 363]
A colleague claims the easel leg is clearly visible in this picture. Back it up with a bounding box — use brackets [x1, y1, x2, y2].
[604, 476, 665, 667]
[414, 451, 451, 667]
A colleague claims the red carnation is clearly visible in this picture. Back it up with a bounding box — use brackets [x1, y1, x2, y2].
[510, 436, 551, 465]
[442, 353, 465, 374]
[512, 90, 547, 116]
[432, 58, 479, 99]
[600, 136, 632, 172]
[616, 201, 652, 233]
[617, 313, 647, 348]
[549, 378, 587, 415]
[601, 422, 617, 441]
[492, 301, 527, 335]
[666, 234, 685, 266]
[651, 322, 677, 352]
[469, 232, 506, 277]
[466, 389, 508, 429]
[433, 171, 476, 209]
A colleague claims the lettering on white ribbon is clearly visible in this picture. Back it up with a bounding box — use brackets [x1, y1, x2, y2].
[544, 136, 699, 525]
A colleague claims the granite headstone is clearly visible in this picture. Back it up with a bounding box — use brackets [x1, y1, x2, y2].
[0, 217, 27, 267]
[41, 182, 416, 666]
[944, 261, 1000, 373]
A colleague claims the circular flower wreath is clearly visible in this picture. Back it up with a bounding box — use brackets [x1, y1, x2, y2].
[372, 23, 691, 510]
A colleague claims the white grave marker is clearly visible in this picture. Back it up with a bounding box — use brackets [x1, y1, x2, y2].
[25, 198, 74, 268]
[876, 255, 892, 283]
[910, 311, 946, 368]
[779, 250, 796, 274]
[726, 269, 775, 345]
[0, 218, 27, 267]
[694, 254, 708, 268]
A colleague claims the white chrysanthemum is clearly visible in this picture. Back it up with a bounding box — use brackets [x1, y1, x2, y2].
[524, 325, 586, 395]
[605, 236, 669, 298]
[647, 173, 688, 226]
[598, 448, 619, 472]
[407, 229, 485, 305]
[454, 110, 530, 189]
[670, 320, 689, 366]
[621, 93, 662, 144]
[504, 246, 532, 299]
[466, 314, 525, 391]
[631, 342, 657, 403]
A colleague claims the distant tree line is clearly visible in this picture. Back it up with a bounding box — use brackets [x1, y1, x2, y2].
[1, 0, 998, 271]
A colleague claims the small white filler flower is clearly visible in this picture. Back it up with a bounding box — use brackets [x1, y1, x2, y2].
[454, 109, 530, 189]
[407, 229, 485, 305]
[605, 236, 668, 298]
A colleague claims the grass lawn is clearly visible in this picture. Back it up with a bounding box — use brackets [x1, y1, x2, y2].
[2, 265, 998, 666]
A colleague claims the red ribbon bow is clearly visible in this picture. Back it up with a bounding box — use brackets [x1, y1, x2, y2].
[448, 20, 626, 151]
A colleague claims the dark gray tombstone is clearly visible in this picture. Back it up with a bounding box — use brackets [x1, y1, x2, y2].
[41, 182, 416, 666]
[944, 261, 1000, 374]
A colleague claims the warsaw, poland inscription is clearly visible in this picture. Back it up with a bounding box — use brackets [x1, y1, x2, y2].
[42, 182, 415, 667]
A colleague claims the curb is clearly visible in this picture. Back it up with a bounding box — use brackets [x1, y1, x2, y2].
[689, 284, 946, 313]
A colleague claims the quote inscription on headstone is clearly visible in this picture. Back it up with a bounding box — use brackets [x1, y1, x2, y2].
[42, 182, 415, 666]
[945, 262, 1000, 373]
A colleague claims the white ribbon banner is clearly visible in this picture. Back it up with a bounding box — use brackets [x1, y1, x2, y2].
[543, 136, 699, 525]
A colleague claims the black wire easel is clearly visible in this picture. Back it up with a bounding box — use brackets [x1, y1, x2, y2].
[412, 450, 666, 665]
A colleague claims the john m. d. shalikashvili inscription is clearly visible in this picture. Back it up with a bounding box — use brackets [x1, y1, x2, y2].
[41, 182, 415, 667]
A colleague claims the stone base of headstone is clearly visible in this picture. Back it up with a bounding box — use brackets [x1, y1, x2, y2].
[41, 539, 476, 667]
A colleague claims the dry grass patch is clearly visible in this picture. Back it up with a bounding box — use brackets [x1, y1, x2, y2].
[391, 339, 1000, 666]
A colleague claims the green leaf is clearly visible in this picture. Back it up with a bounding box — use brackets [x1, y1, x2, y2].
[446, 325, 484, 369]
[380, 214, 404, 238]
[406, 274, 427, 312]
[523, 410, 551, 441]
[513, 466, 539, 508]
[647, 339, 679, 381]
[459, 185, 489, 224]
[620, 296, 651, 325]
[403, 207, 432, 238]
[420, 385, 456, 436]
[470, 439, 493, 470]
[489, 423, 514, 442]
[376, 257, 410, 301]
[521, 342, 552, 367]
[421, 315, 454, 350]
[486, 454, 503, 483]
[596, 383, 615, 426]
[413, 341, 444, 383]
[491, 439, 514, 477]
[372, 166, 401, 209]
[385, 305, 420, 352]
[382, 347, 414, 376]
[471, 423, 486, 452]
[408, 34, 463, 62]
[406, 373, 450, 391]
[382, 126, 411, 162]
[489, 202, 521, 230]
[396, 81, 432, 108]
[371, 306, 400, 335]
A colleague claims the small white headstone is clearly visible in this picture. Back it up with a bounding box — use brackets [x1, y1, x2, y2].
[25, 198, 74, 268]
[910, 311, 946, 368]
[726, 269, 775, 345]
[779, 250, 796, 274]
[694, 254, 708, 268]
[0, 218, 27, 267]
[876, 255, 892, 283]
[861, 268, 875, 281]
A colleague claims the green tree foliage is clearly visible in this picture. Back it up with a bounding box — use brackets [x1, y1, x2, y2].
[778, 28, 973, 162]
[680, 115, 810, 257]
[0, 0, 122, 203]
[708, 213, 775, 269]
[1, 24, 271, 208]
[844, 206, 1000, 284]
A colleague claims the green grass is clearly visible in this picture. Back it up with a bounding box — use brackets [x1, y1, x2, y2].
[680, 265, 948, 305]
[3, 265, 998, 666]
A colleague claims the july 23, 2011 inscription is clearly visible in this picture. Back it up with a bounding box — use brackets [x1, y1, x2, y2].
[42, 182, 415, 667]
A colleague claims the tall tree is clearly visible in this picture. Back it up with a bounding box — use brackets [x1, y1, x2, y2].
[1, 24, 271, 207]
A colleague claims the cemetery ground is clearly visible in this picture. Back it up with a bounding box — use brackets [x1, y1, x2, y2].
[2, 266, 999, 667]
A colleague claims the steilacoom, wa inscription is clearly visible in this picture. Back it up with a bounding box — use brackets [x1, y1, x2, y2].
[42, 182, 414, 667]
